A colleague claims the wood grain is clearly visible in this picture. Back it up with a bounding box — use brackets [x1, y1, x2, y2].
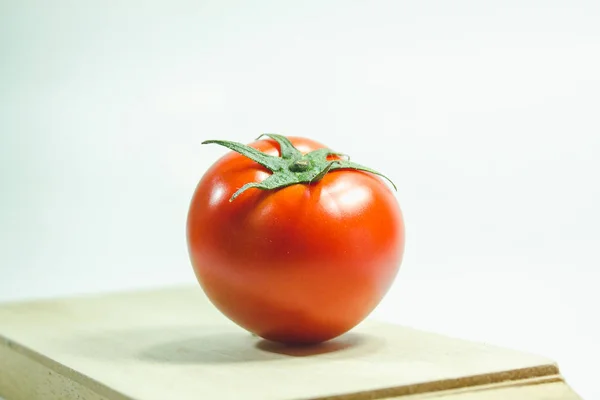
[400, 379, 581, 399]
[0, 286, 581, 399]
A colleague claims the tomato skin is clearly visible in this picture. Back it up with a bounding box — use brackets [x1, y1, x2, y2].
[186, 136, 404, 344]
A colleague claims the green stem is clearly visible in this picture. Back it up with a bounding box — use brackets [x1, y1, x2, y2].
[203, 134, 396, 201]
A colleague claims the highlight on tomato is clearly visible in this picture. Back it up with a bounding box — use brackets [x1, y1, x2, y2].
[186, 134, 405, 344]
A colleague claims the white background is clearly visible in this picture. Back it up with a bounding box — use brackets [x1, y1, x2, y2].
[1, 1, 598, 398]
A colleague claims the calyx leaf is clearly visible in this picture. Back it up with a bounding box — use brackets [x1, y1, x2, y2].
[203, 134, 396, 201]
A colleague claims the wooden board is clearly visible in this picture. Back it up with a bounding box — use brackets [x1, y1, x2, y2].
[0, 286, 582, 400]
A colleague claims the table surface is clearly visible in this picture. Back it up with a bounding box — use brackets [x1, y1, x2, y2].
[0, 286, 582, 400]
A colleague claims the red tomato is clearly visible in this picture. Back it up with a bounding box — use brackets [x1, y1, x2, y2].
[186, 136, 404, 344]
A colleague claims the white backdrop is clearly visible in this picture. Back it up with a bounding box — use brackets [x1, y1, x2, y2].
[1, 1, 598, 398]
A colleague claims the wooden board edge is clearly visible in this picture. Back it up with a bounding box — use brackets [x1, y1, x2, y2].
[397, 375, 583, 399]
[0, 335, 131, 400]
[304, 364, 562, 400]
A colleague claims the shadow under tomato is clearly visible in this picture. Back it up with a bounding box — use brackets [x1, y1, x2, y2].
[255, 332, 367, 357]
[59, 324, 383, 365]
[138, 331, 380, 364]
[138, 332, 275, 364]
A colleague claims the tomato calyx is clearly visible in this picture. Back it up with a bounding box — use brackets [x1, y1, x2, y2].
[202, 134, 397, 201]
[289, 159, 311, 172]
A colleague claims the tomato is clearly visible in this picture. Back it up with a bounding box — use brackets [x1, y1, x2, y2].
[186, 134, 404, 344]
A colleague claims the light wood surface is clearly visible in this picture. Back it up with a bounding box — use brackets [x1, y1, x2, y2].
[0, 286, 581, 399]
